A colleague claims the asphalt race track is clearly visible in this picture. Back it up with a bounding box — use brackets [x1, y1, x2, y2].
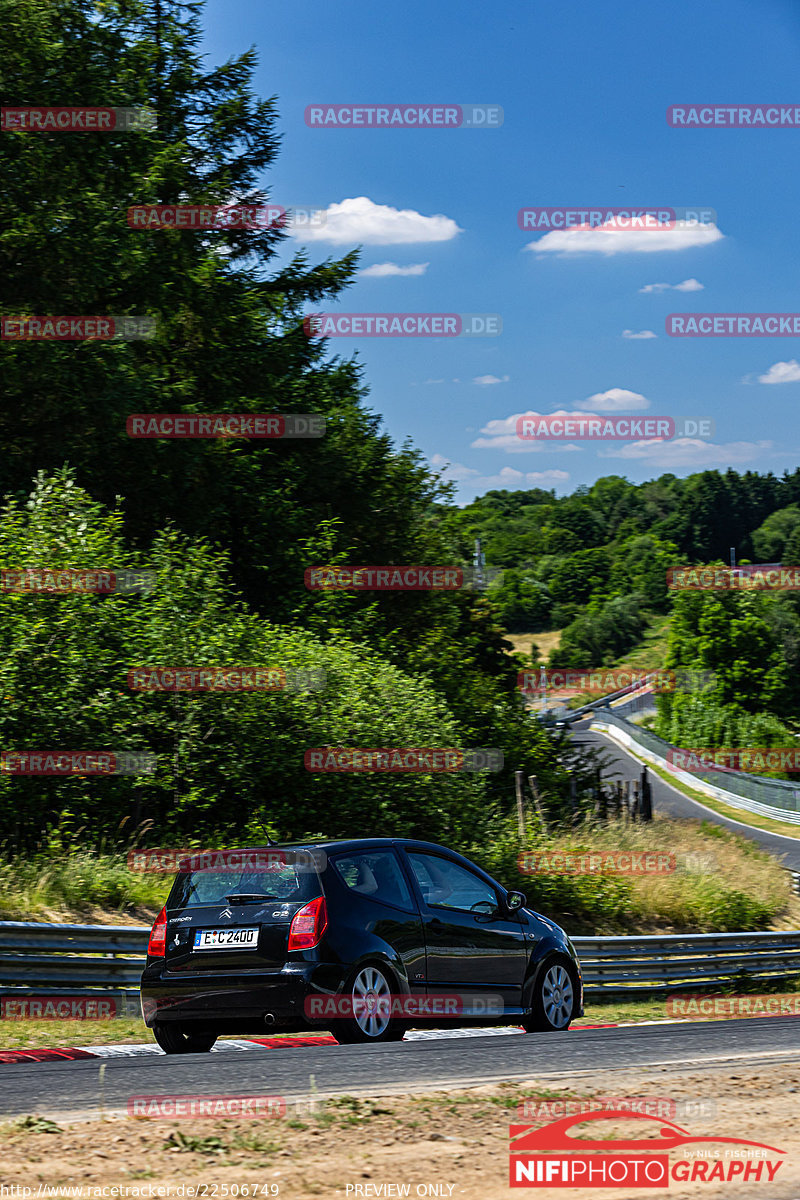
[573, 719, 800, 870]
[2, 1019, 800, 1121]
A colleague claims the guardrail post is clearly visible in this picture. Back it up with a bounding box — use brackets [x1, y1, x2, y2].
[640, 766, 653, 822]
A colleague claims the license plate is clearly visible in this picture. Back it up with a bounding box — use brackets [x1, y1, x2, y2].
[193, 926, 259, 950]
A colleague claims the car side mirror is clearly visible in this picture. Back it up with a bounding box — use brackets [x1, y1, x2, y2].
[505, 890, 527, 913]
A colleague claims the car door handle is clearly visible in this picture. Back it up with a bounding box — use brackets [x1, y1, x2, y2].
[429, 917, 444, 928]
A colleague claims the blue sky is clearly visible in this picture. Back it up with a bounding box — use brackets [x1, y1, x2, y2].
[203, 0, 800, 503]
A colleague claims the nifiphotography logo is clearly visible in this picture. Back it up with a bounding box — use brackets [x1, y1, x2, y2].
[509, 1110, 785, 1187]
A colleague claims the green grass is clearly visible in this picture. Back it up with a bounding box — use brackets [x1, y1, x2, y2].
[474, 811, 793, 935]
[0, 850, 169, 922]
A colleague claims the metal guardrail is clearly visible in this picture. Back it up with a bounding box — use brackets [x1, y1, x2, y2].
[572, 930, 800, 996]
[0, 922, 146, 1015]
[0, 921, 799, 1006]
[592, 709, 800, 823]
[566, 673, 661, 721]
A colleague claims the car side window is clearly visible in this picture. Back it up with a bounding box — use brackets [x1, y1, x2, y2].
[332, 850, 415, 911]
[406, 852, 498, 913]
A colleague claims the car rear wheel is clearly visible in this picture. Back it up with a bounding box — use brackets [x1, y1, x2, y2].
[153, 1022, 218, 1054]
[331, 965, 407, 1044]
[522, 961, 576, 1032]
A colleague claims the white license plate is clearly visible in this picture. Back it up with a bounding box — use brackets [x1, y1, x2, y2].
[193, 926, 259, 950]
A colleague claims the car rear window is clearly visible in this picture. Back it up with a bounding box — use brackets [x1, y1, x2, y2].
[168, 859, 321, 908]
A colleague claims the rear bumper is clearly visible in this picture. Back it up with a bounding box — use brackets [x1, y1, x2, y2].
[140, 960, 343, 1030]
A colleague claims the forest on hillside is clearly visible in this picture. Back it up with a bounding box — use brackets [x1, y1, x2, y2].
[451, 472, 800, 756]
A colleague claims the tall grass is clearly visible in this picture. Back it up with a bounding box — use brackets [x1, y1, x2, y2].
[0, 850, 169, 921]
[0, 814, 790, 932]
[470, 814, 791, 934]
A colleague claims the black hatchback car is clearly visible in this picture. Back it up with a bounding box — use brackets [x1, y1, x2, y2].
[140, 838, 583, 1053]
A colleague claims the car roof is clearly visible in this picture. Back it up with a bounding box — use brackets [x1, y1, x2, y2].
[248, 837, 458, 854]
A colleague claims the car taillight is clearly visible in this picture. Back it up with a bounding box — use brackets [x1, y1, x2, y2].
[288, 896, 327, 951]
[147, 905, 167, 957]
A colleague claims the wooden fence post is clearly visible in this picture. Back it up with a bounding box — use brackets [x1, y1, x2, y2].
[515, 770, 526, 837]
[527, 775, 548, 833]
[640, 767, 653, 822]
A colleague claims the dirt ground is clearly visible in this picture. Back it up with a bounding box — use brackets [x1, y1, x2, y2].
[1, 1056, 799, 1199]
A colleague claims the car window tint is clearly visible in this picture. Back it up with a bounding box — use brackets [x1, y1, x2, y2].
[169, 864, 316, 907]
[333, 851, 414, 910]
[407, 852, 498, 913]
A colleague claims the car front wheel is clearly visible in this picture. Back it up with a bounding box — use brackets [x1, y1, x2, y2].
[152, 1022, 218, 1054]
[331, 965, 407, 1044]
[522, 961, 576, 1032]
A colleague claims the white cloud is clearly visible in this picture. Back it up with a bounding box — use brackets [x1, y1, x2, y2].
[473, 374, 510, 386]
[757, 360, 800, 384]
[582, 388, 649, 412]
[639, 278, 705, 293]
[622, 329, 657, 339]
[527, 221, 723, 257]
[470, 412, 583, 453]
[429, 455, 569, 489]
[360, 261, 429, 277]
[600, 438, 773, 468]
[297, 197, 462, 245]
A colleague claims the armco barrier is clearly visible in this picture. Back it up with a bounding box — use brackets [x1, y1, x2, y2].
[0, 921, 799, 1006]
[591, 709, 800, 824]
[0, 921, 147, 1016]
[571, 930, 800, 997]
